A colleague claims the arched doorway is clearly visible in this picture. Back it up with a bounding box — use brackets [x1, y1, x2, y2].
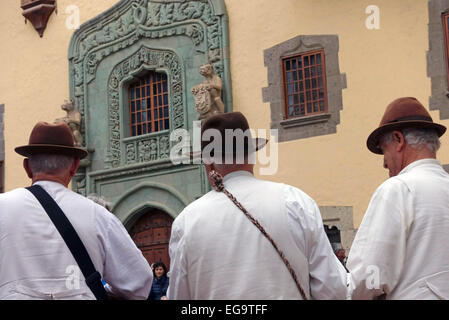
[129, 210, 174, 270]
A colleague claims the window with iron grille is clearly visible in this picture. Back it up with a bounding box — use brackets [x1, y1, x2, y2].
[282, 50, 328, 119]
[129, 72, 169, 136]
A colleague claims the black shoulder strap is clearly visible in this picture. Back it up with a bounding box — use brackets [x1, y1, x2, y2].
[26, 185, 108, 300]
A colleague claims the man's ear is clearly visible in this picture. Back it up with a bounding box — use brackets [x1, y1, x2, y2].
[23, 158, 33, 179]
[392, 131, 406, 152]
[69, 158, 81, 178]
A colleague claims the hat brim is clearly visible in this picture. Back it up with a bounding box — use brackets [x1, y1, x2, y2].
[367, 121, 447, 154]
[186, 138, 268, 161]
[15, 144, 88, 159]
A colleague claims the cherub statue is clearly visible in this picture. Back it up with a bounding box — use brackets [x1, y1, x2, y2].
[55, 100, 83, 147]
[191, 63, 225, 120]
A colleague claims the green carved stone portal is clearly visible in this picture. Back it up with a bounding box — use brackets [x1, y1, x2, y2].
[67, 0, 231, 227]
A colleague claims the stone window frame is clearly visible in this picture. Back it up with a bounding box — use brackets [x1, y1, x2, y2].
[0, 104, 4, 193]
[428, 0, 449, 119]
[263, 35, 347, 142]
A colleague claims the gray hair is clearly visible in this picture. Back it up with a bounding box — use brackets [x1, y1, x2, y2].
[380, 128, 441, 153]
[87, 194, 112, 211]
[28, 153, 75, 175]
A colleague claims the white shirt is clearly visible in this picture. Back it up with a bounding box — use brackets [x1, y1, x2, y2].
[347, 159, 449, 299]
[167, 171, 347, 300]
[0, 180, 153, 300]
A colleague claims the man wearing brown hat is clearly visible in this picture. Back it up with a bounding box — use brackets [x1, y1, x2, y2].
[347, 97, 449, 299]
[167, 112, 347, 300]
[0, 122, 153, 299]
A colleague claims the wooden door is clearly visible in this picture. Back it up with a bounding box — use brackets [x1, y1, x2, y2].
[129, 210, 174, 270]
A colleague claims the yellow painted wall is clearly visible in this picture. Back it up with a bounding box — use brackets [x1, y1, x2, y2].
[1, 0, 447, 228]
[0, 0, 118, 191]
[225, 0, 449, 227]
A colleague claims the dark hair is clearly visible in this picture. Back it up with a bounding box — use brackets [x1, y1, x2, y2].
[152, 261, 168, 277]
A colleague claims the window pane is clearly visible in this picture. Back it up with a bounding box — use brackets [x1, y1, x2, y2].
[142, 111, 147, 122]
[311, 67, 315, 77]
[294, 83, 298, 93]
[317, 54, 321, 64]
[288, 84, 294, 94]
[310, 55, 315, 65]
[136, 88, 140, 98]
[313, 90, 317, 100]
[297, 57, 302, 68]
[164, 106, 169, 117]
[300, 93, 305, 103]
[307, 103, 312, 113]
[293, 95, 299, 104]
[299, 82, 304, 92]
[148, 123, 152, 133]
[164, 119, 169, 129]
[292, 59, 296, 69]
[159, 108, 163, 118]
[300, 104, 305, 115]
[158, 83, 162, 93]
[304, 56, 309, 67]
[306, 91, 311, 101]
[288, 95, 293, 106]
[147, 98, 151, 109]
[289, 106, 293, 117]
[154, 108, 158, 119]
[312, 78, 317, 88]
[318, 77, 323, 87]
[147, 86, 151, 96]
[314, 102, 319, 112]
[306, 79, 311, 89]
[158, 95, 162, 106]
[299, 71, 303, 80]
[131, 89, 135, 99]
[142, 99, 146, 109]
[320, 101, 325, 111]
[295, 106, 300, 116]
[131, 101, 135, 112]
[143, 124, 147, 133]
[137, 100, 141, 111]
[163, 81, 168, 92]
[137, 126, 142, 135]
[159, 120, 163, 129]
[286, 60, 291, 71]
[132, 126, 136, 136]
[131, 114, 136, 124]
[305, 68, 310, 78]
[293, 71, 297, 81]
[319, 89, 324, 99]
[137, 112, 141, 123]
[286, 72, 292, 82]
[153, 84, 157, 94]
[317, 65, 322, 76]
[163, 94, 168, 105]
[154, 96, 158, 107]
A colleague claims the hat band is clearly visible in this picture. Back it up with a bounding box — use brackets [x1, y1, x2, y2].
[388, 115, 433, 123]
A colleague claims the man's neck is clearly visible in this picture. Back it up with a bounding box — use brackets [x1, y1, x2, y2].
[32, 174, 69, 187]
[402, 147, 436, 169]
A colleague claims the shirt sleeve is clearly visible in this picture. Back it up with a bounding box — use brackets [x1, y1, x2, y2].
[285, 186, 348, 300]
[346, 178, 411, 300]
[96, 209, 153, 300]
[167, 211, 190, 300]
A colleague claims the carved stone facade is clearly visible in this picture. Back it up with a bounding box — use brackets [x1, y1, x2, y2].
[428, 0, 449, 119]
[67, 0, 231, 224]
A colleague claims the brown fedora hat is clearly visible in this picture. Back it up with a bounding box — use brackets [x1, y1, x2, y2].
[15, 122, 88, 159]
[189, 112, 268, 161]
[367, 97, 446, 154]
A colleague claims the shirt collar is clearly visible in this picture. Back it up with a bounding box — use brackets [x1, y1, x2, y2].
[398, 158, 441, 175]
[33, 180, 67, 189]
[222, 170, 253, 183]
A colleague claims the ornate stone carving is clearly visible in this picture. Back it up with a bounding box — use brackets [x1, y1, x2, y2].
[55, 100, 83, 147]
[108, 46, 183, 167]
[191, 63, 224, 120]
